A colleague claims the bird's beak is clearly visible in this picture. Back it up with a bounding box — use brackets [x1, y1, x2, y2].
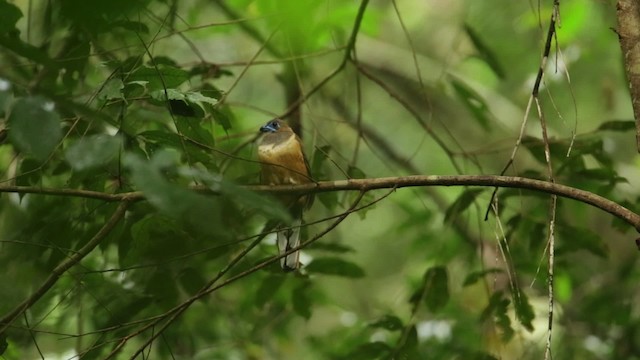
[260, 123, 277, 133]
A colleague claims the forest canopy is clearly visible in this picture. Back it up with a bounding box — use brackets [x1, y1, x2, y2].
[0, 0, 639, 359]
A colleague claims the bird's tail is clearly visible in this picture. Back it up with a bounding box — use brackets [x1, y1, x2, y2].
[277, 218, 301, 272]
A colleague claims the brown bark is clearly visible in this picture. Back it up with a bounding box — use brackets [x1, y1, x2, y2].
[616, 0, 640, 152]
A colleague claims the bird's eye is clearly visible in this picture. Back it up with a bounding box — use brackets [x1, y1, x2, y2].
[270, 120, 280, 129]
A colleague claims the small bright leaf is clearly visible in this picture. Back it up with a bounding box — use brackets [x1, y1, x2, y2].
[8, 96, 62, 162]
[306, 257, 365, 278]
[65, 135, 122, 171]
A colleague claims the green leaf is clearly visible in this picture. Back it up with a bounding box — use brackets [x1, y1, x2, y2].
[306, 257, 365, 278]
[423, 266, 449, 312]
[211, 105, 233, 130]
[98, 78, 125, 101]
[126, 65, 190, 91]
[463, 268, 503, 286]
[557, 224, 608, 258]
[369, 314, 403, 331]
[8, 96, 62, 162]
[396, 325, 418, 359]
[511, 286, 535, 331]
[65, 135, 122, 171]
[179, 267, 208, 296]
[0, 0, 22, 34]
[481, 291, 514, 341]
[598, 120, 635, 132]
[292, 282, 313, 319]
[347, 165, 366, 179]
[254, 275, 285, 308]
[444, 189, 484, 224]
[309, 242, 355, 253]
[450, 77, 493, 130]
[311, 145, 331, 179]
[0, 332, 6, 355]
[464, 24, 505, 79]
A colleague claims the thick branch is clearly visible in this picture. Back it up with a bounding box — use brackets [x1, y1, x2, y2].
[0, 201, 130, 334]
[245, 176, 640, 232]
[616, 0, 640, 152]
[0, 175, 638, 232]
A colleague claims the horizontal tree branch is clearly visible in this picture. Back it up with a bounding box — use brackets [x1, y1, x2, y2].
[0, 175, 638, 232]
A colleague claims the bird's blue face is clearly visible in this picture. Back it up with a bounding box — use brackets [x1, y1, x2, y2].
[260, 119, 281, 133]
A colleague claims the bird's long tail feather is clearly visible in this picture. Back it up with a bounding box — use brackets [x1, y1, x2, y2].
[277, 218, 301, 271]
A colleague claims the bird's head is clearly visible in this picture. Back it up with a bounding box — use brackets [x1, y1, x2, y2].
[260, 119, 290, 133]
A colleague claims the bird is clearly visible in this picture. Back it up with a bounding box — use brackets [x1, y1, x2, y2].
[257, 119, 313, 271]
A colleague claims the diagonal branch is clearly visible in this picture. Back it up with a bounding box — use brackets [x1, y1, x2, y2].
[0, 201, 130, 335]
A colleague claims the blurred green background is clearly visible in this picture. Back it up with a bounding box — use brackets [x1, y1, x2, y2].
[0, 0, 639, 359]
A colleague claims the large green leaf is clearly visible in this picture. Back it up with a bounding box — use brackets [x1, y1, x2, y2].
[8, 96, 62, 162]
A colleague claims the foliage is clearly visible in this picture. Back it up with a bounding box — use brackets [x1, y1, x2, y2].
[0, 0, 639, 359]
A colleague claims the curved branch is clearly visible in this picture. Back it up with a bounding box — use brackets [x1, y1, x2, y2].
[0, 201, 130, 334]
[0, 175, 638, 232]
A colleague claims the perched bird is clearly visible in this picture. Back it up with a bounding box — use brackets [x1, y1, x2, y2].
[258, 119, 313, 271]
